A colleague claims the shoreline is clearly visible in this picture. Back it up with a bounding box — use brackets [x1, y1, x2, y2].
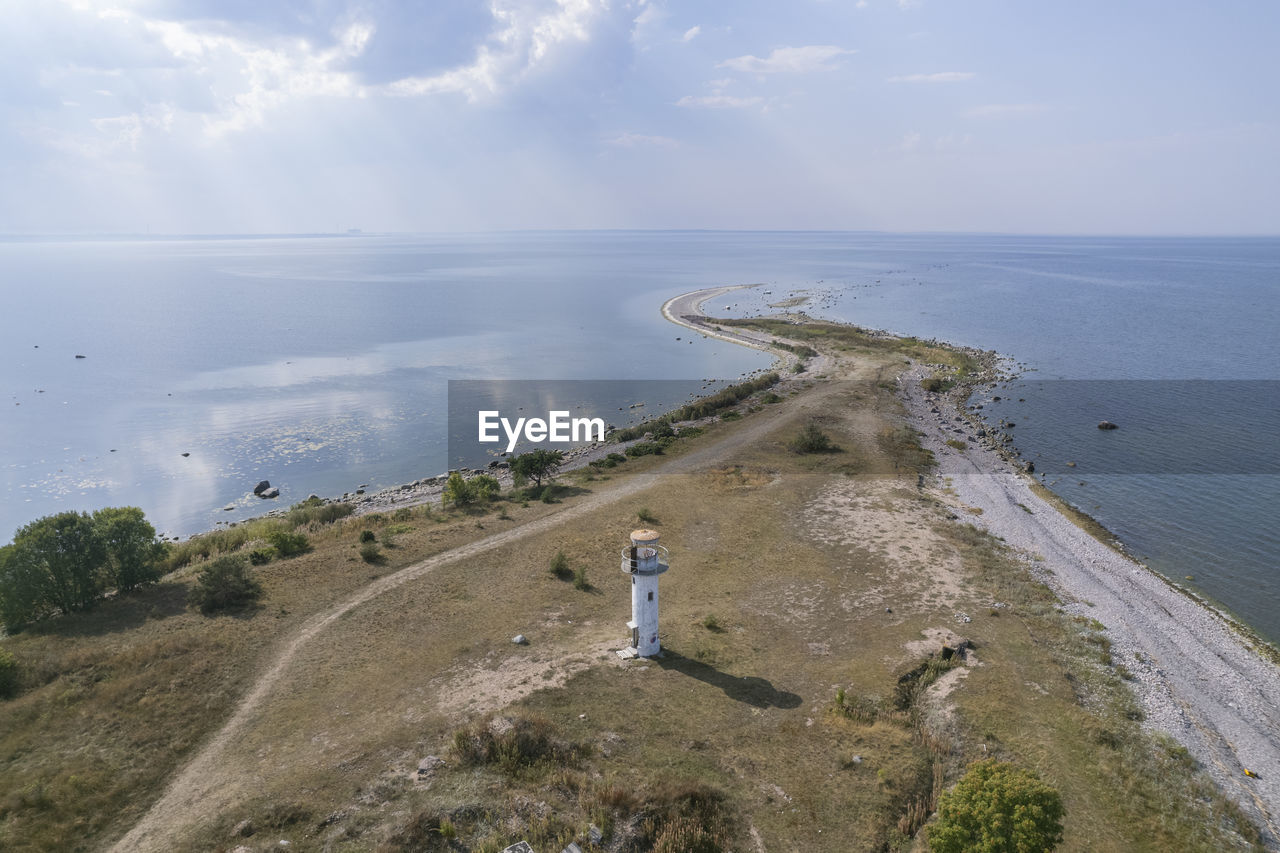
[670, 283, 1280, 842]
[211, 283, 1279, 839]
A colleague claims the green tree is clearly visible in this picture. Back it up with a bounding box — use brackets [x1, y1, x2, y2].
[470, 474, 501, 502]
[442, 471, 476, 507]
[509, 449, 564, 488]
[929, 759, 1064, 853]
[188, 555, 263, 614]
[5, 511, 107, 620]
[92, 506, 165, 592]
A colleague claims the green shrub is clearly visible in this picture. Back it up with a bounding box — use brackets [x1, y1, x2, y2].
[549, 551, 571, 579]
[573, 565, 589, 591]
[702, 614, 722, 632]
[637, 507, 658, 524]
[267, 530, 309, 558]
[188, 556, 263, 614]
[789, 423, 838, 454]
[921, 376, 954, 393]
[0, 648, 19, 699]
[625, 441, 664, 458]
[929, 759, 1064, 853]
[359, 529, 376, 543]
[283, 499, 353, 528]
[248, 548, 275, 566]
[471, 474, 501, 501]
[442, 471, 476, 507]
[359, 542, 383, 564]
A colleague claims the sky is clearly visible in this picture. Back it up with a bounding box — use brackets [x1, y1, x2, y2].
[2, 0, 1278, 235]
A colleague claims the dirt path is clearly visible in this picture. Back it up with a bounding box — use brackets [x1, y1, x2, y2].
[108, 287, 842, 853]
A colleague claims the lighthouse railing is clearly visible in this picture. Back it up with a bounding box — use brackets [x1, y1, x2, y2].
[620, 545, 669, 574]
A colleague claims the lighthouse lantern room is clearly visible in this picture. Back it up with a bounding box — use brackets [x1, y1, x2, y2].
[619, 529, 668, 658]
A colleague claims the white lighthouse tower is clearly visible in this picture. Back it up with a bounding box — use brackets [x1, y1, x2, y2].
[620, 529, 668, 658]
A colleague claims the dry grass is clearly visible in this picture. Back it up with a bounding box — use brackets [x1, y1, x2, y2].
[0, 324, 1260, 852]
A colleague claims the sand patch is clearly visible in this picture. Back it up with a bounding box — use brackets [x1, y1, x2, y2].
[801, 480, 966, 609]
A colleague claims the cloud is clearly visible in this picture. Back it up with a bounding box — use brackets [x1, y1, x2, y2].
[966, 103, 1048, 117]
[606, 131, 678, 148]
[896, 0, 922, 8]
[887, 71, 975, 83]
[390, 0, 604, 100]
[683, 25, 701, 42]
[900, 131, 921, 151]
[676, 94, 763, 109]
[717, 45, 852, 74]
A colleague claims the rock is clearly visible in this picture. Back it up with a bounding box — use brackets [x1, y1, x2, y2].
[232, 818, 255, 837]
[307, 494, 319, 501]
[253, 480, 271, 495]
[75, 354, 86, 359]
[260, 486, 280, 499]
[512, 634, 528, 645]
[417, 755, 445, 779]
[181, 452, 190, 457]
[223, 504, 236, 511]
[1098, 420, 1119, 430]
[1025, 461, 1035, 474]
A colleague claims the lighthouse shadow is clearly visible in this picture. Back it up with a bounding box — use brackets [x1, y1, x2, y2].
[655, 650, 802, 709]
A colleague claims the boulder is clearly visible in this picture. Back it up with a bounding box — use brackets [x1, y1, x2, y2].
[512, 634, 529, 645]
[253, 480, 271, 495]
[260, 486, 280, 499]
[1098, 420, 1119, 430]
[417, 755, 445, 779]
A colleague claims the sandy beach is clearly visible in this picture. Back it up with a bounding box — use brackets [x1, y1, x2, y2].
[666, 283, 1280, 844]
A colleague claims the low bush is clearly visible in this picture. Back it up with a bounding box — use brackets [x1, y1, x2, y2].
[549, 551, 571, 580]
[248, 548, 275, 566]
[267, 530, 309, 558]
[789, 423, 838, 454]
[359, 529, 376, 543]
[928, 759, 1064, 853]
[359, 542, 383, 564]
[0, 648, 19, 699]
[625, 441, 664, 458]
[188, 555, 263, 614]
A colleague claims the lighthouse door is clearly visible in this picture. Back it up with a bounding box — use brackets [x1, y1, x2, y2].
[631, 626, 639, 648]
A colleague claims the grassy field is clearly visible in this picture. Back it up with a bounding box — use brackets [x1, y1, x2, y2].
[0, 322, 1261, 852]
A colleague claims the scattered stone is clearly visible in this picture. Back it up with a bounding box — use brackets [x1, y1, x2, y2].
[512, 634, 528, 645]
[307, 494, 319, 501]
[181, 452, 190, 457]
[503, 843, 535, 853]
[253, 480, 271, 495]
[1066, 461, 1076, 467]
[223, 504, 236, 511]
[75, 354, 86, 359]
[232, 819, 255, 838]
[261, 487, 280, 499]
[589, 824, 604, 844]
[1098, 420, 1119, 430]
[417, 755, 445, 780]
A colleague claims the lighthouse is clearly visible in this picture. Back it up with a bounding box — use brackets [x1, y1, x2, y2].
[620, 529, 668, 658]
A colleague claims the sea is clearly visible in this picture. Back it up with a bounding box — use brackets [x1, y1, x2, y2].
[2, 232, 1277, 643]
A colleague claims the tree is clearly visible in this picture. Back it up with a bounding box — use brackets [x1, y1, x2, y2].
[509, 449, 564, 488]
[6, 511, 107, 619]
[470, 474, 501, 502]
[188, 555, 263, 614]
[442, 471, 477, 507]
[92, 506, 165, 592]
[929, 759, 1064, 853]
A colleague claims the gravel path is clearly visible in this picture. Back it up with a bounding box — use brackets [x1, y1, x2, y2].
[899, 364, 1280, 846]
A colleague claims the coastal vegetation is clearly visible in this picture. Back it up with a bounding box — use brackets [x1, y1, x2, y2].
[0, 507, 164, 629]
[187, 555, 263, 615]
[0, 314, 1263, 852]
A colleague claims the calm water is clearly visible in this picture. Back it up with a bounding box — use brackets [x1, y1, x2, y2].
[1, 232, 1277, 641]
